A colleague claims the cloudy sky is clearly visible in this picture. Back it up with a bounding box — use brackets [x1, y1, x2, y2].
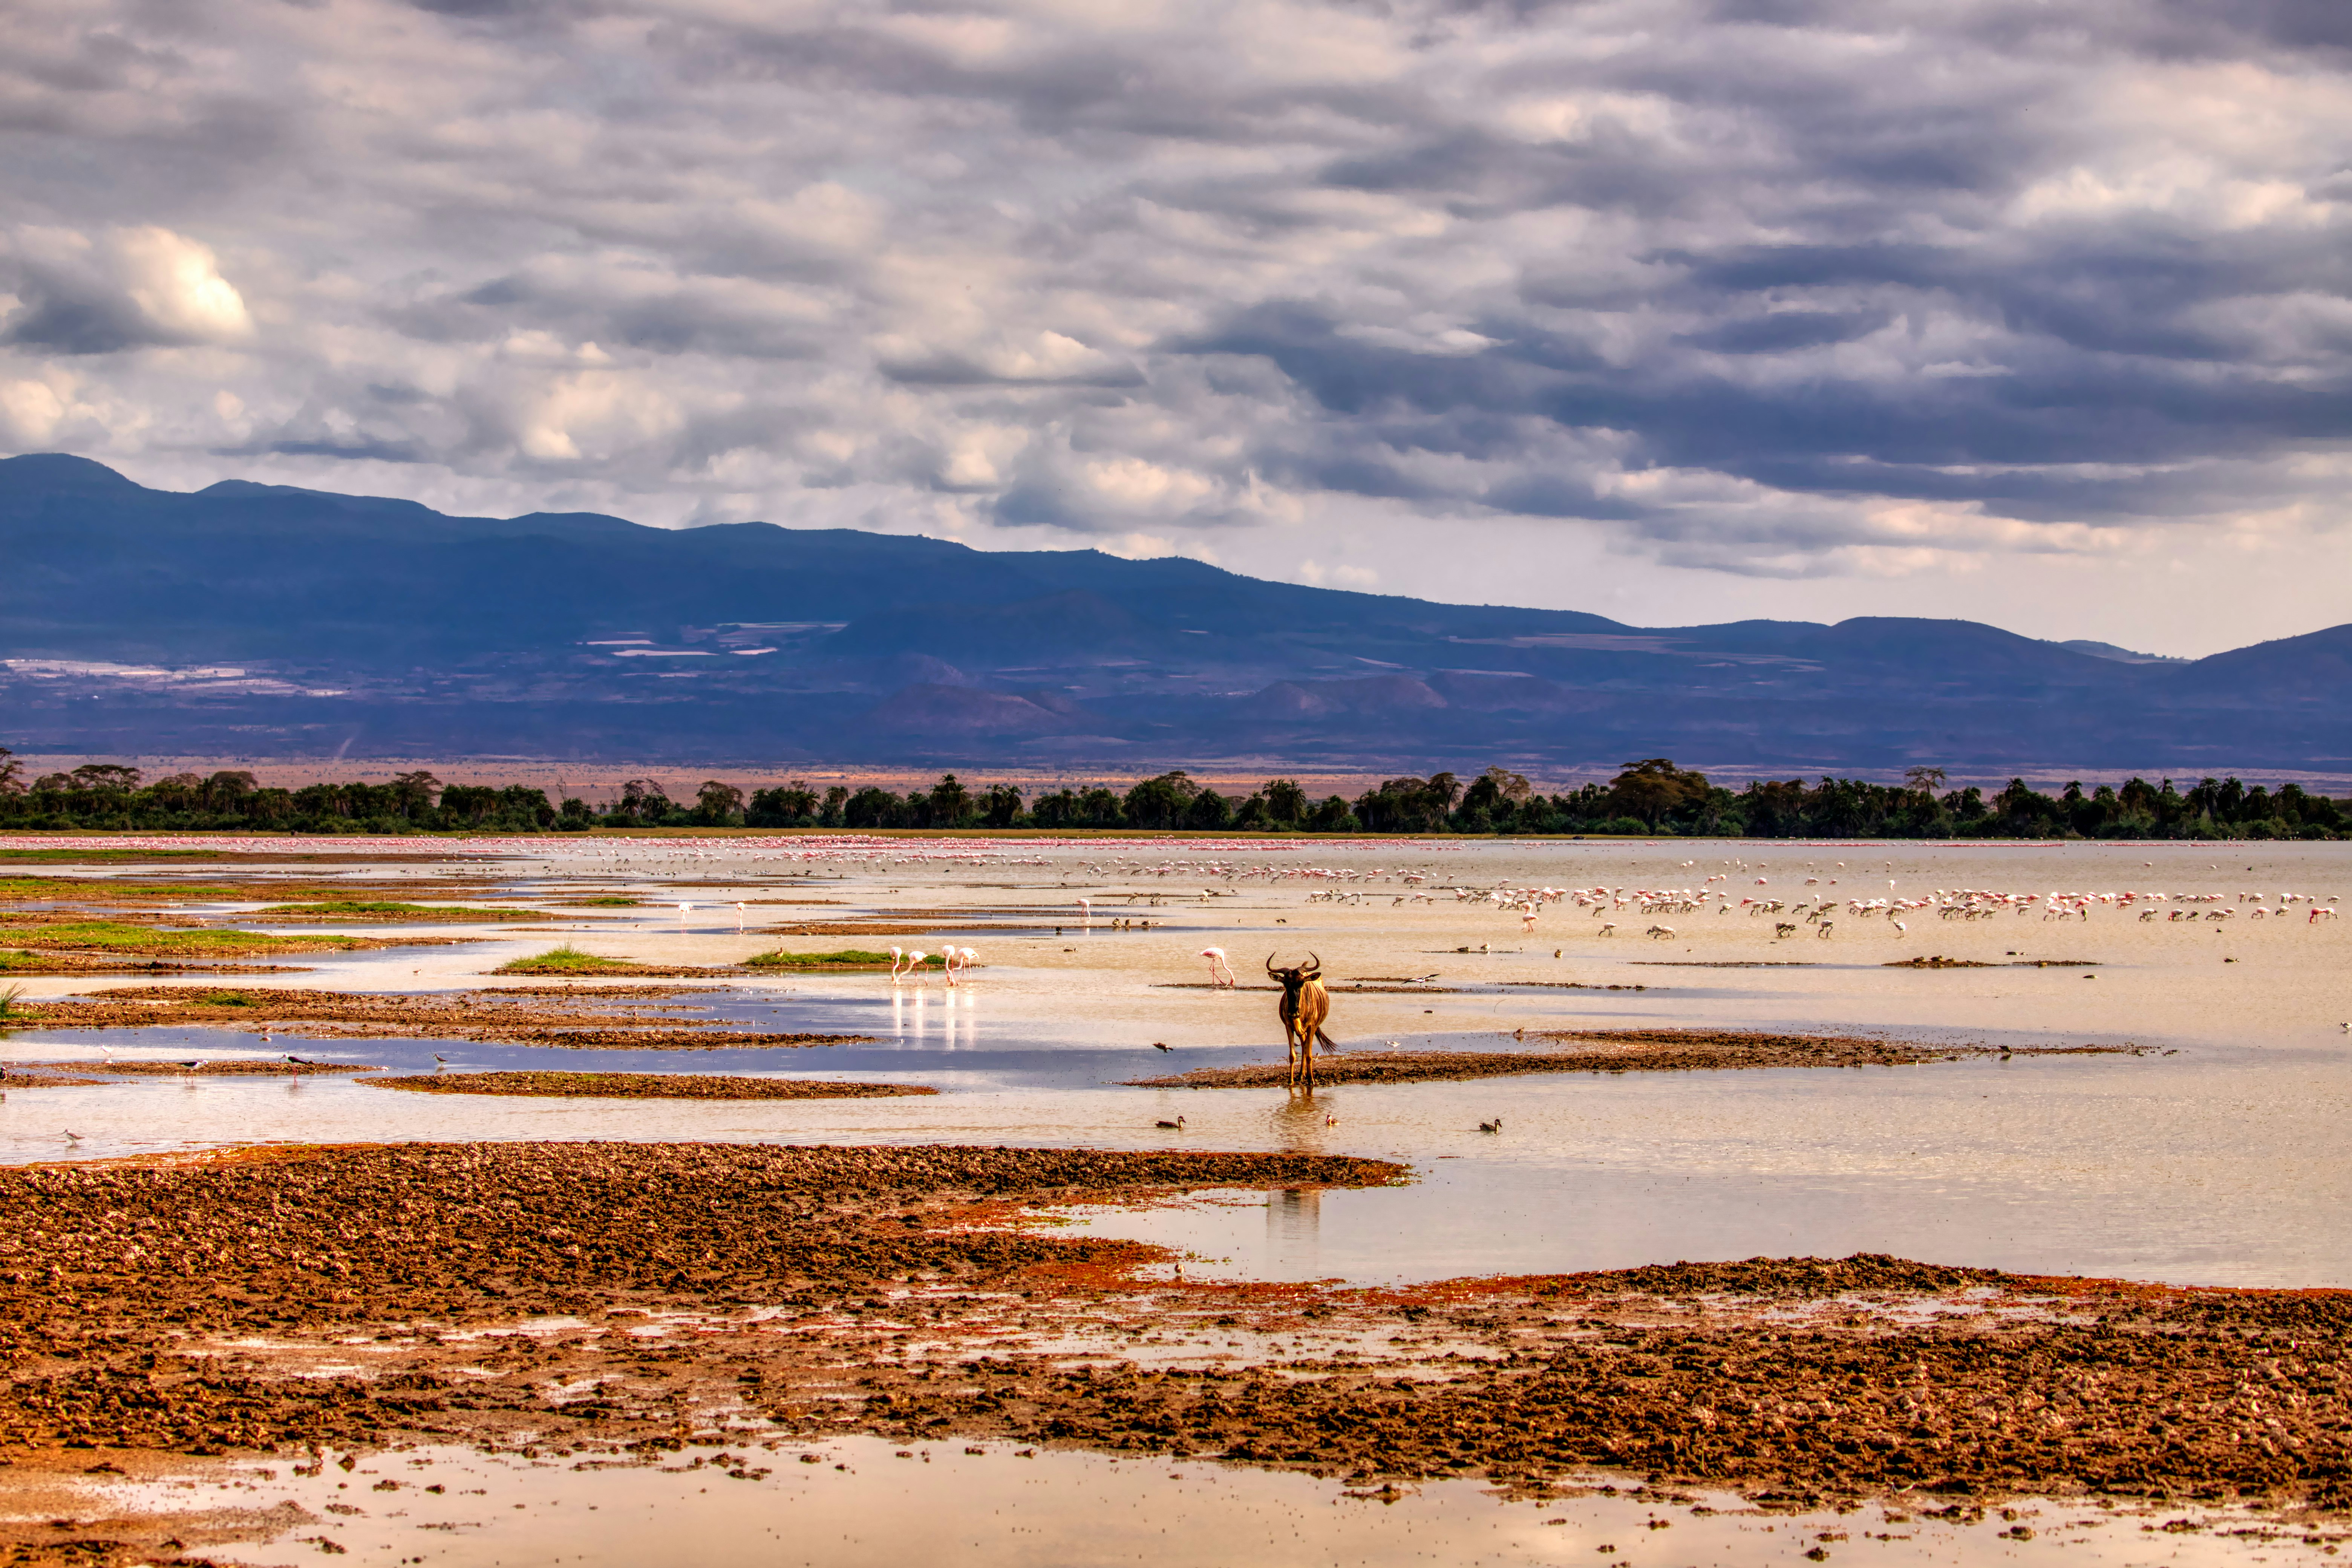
[3, 0, 2349, 655]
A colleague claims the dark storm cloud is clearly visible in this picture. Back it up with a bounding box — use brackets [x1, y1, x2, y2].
[1, 0, 2349, 591]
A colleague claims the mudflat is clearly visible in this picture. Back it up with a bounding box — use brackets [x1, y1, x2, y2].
[360, 1071, 937, 1099]
[1126, 1030, 2153, 1086]
[1, 1142, 2344, 1530]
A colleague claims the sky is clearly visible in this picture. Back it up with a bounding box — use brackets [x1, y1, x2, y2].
[3, 0, 2349, 657]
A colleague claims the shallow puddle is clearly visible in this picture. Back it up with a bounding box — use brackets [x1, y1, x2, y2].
[40, 1438, 2341, 1568]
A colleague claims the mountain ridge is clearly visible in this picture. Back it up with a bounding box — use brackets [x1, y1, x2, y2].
[0, 453, 2335, 773]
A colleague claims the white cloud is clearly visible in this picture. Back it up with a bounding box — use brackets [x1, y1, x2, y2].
[0, 0, 2347, 650]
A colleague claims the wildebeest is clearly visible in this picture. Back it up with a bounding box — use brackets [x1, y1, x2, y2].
[1266, 953, 1338, 1089]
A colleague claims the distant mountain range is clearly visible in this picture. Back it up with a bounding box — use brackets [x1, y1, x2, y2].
[3, 453, 2344, 777]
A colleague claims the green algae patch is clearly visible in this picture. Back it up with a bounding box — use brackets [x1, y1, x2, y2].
[0, 920, 381, 957]
[492, 944, 723, 978]
[742, 948, 943, 971]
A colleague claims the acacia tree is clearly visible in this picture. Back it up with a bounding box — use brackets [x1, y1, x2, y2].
[694, 780, 746, 825]
[1604, 759, 1710, 827]
[389, 770, 441, 819]
[1123, 771, 1199, 829]
[0, 747, 18, 796]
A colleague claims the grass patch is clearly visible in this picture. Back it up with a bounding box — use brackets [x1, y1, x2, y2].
[0, 983, 23, 1018]
[743, 948, 944, 970]
[496, 944, 649, 975]
[0, 920, 374, 957]
[566, 896, 641, 907]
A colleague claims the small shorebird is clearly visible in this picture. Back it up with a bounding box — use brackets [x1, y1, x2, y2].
[1152, 1041, 1172, 1052]
[63, 1130, 83, 1143]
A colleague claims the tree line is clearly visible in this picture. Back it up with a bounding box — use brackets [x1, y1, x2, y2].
[0, 750, 2344, 839]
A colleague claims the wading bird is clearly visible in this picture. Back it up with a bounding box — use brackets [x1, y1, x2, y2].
[1199, 946, 1236, 988]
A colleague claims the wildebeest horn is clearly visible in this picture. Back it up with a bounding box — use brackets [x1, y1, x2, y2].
[1302, 952, 1320, 974]
[1266, 953, 1279, 976]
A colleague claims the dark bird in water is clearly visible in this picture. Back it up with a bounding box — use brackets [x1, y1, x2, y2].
[1155, 1116, 1185, 1130]
[284, 1054, 315, 1067]
[1152, 1041, 1172, 1052]
[178, 1060, 201, 1070]
[1478, 1119, 1502, 1133]
[63, 1130, 83, 1142]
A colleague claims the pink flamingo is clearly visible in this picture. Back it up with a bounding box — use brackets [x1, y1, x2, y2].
[887, 945, 906, 983]
[1200, 946, 1236, 988]
[904, 949, 929, 985]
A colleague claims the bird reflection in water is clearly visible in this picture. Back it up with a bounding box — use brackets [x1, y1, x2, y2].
[888, 985, 980, 1051]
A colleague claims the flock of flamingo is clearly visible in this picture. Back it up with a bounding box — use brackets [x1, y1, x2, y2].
[885, 944, 980, 986]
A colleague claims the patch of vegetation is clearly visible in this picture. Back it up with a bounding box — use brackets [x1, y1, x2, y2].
[197, 990, 257, 1006]
[569, 896, 640, 906]
[742, 948, 943, 969]
[496, 944, 639, 974]
[0, 921, 372, 957]
[0, 983, 23, 1018]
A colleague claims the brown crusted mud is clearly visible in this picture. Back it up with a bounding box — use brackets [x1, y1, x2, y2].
[3, 988, 871, 1052]
[361, 1072, 937, 1099]
[0, 1147, 2347, 1521]
[1127, 1032, 2149, 1086]
[0, 952, 310, 975]
[0, 1142, 1398, 1452]
[0, 1070, 109, 1087]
